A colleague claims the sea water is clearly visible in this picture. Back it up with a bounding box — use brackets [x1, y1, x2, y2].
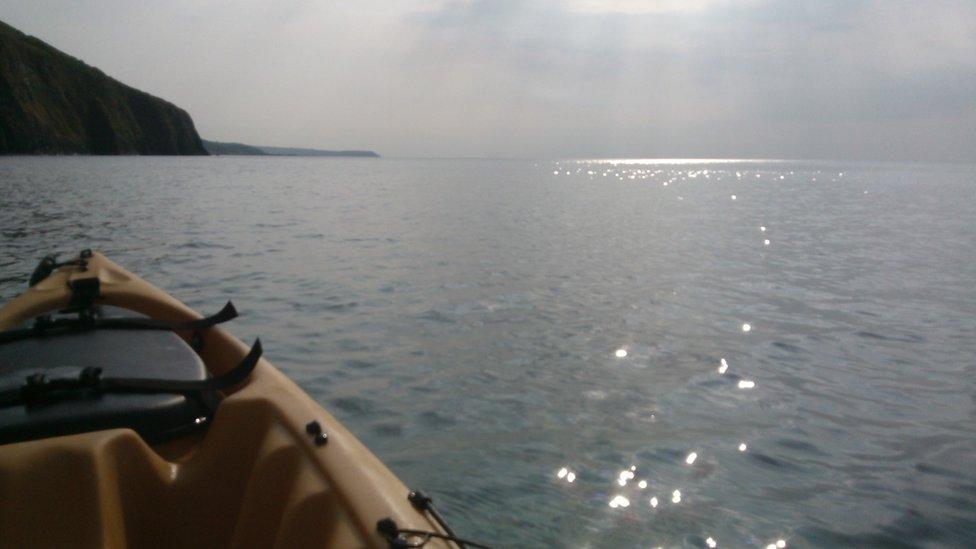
[1, 157, 975, 547]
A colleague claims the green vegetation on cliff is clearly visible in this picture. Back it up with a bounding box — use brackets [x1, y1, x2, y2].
[0, 19, 207, 155]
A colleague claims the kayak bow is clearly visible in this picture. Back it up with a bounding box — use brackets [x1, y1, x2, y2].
[0, 250, 473, 548]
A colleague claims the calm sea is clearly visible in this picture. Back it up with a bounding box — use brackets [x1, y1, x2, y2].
[1, 157, 975, 547]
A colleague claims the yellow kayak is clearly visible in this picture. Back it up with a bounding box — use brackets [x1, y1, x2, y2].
[0, 250, 477, 548]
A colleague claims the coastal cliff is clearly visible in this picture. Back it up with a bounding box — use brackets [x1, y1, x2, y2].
[0, 20, 207, 155]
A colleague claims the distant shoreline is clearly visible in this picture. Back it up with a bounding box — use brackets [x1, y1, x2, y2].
[202, 140, 378, 158]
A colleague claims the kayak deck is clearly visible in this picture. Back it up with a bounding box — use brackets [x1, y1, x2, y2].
[0, 400, 363, 547]
[0, 251, 455, 548]
[0, 306, 215, 445]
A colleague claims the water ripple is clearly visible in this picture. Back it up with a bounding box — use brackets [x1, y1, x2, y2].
[1, 157, 975, 547]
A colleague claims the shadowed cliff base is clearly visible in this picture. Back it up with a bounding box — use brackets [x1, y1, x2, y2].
[0, 19, 207, 155]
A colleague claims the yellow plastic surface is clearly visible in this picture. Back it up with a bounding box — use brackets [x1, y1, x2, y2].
[0, 252, 450, 548]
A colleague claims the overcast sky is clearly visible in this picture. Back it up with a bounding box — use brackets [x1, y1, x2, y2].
[2, 1, 974, 161]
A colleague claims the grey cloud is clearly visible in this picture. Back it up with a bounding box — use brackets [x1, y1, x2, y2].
[1, 0, 973, 160]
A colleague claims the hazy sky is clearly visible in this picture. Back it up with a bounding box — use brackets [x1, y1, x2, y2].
[2, 1, 974, 160]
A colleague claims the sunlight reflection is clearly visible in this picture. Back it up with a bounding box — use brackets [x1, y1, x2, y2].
[650, 496, 659, 508]
[618, 469, 635, 486]
[731, 194, 737, 200]
[578, 158, 775, 165]
[608, 495, 630, 508]
[738, 380, 756, 389]
[638, 480, 647, 489]
[556, 467, 576, 483]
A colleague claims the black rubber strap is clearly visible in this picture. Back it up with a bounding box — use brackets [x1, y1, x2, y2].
[376, 516, 491, 549]
[0, 339, 262, 408]
[28, 255, 60, 287]
[62, 277, 100, 315]
[408, 490, 463, 544]
[0, 302, 238, 345]
[374, 491, 491, 549]
[89, 301, 238, 331]
[102, 338, 261, 393]
[28, 249, 92, 287]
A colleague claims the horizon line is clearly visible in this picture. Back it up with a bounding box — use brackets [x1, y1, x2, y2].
[378, 156, 976, 166]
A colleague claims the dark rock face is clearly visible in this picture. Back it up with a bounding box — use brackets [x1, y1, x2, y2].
[0, 20, 207, 155]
